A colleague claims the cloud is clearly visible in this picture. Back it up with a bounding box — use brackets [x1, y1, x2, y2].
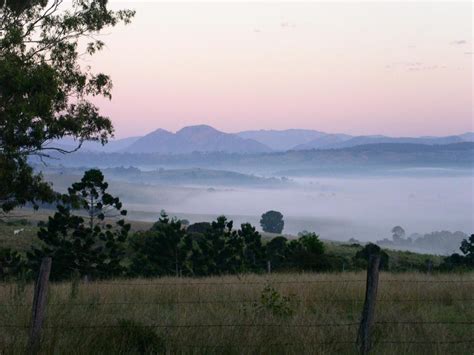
[450, 40, 467, 45]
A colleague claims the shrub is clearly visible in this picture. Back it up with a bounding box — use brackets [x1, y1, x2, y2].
[0, 248, 28, 280]
[256, 285, 296, 317]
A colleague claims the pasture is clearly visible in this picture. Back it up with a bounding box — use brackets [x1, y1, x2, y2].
[0, 271, 473, 354]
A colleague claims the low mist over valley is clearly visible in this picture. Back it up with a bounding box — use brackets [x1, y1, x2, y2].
[37, 125, 474, 255]
[2, 2, 473, 353]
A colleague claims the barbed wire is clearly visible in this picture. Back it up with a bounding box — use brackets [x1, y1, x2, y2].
[70, 278, 474, 286]
[0, 322, 360, 329]
[1, 298, 473, 308]
[1, 278, 474, 288]
[0, 321, 472, 329]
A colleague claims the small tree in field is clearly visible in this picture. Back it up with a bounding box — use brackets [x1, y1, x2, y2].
[391, 226, 406, 242]
[260, 210, 284, 234]
[28, 169, 130, 280]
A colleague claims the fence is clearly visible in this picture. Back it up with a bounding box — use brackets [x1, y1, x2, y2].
[0, 255, 473, 354]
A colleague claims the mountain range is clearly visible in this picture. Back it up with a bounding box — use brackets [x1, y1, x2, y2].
[54, 125, 474, 154]
[125, 125, 271, 154]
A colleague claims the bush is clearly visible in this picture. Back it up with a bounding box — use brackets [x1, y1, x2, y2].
[0, 248, 28, 280]
[255, 285, 296, 317]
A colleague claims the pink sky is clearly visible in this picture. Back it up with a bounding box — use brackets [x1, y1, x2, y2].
[86, 1, 472, 138]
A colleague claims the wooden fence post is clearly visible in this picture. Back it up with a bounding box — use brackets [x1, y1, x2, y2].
[267, 260, 271, 274]
[427, 259, 433, 274]
[357, 254, 381, 355]
[28, 257, 52, 354]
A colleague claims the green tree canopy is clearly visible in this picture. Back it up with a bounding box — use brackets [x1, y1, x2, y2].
[129, 211, 187, 277]
[460, 234, 474, 263]
[260, 210, 284, 234]
[354, 243, 389, 270]
[444, 234, 474, 270]
[28, 169, 130, 280]
[0, 0, 134, 213]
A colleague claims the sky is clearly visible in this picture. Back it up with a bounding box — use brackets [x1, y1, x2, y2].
[83, 1, 472, 138]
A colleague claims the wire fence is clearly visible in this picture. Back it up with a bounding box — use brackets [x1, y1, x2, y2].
[0, 257, 473, 353]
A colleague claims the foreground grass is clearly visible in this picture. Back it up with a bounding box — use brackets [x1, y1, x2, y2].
[0, 272, 473, 354]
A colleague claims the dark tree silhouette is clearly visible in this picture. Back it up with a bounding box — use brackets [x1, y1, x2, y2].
[460, 234, 474, 262]
[391, 226, 406, 242]
[28, 169, 130, 280]
[0, 1, 134, 213]
[260, 210, 284, 234]
[130, 211, 187, 277]
[354, 243, 389, 270]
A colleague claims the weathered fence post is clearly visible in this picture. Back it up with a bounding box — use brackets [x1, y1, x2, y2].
[267, 260, 271, 274]
[426, 259, 433, 274]
[28, 257, 52, 354]
[357, 254, 381, 355]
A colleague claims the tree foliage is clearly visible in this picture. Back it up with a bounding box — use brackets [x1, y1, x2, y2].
[354, 243, 389, 270]
[0, 247, 27, 280]
[28, 169, 130, 280]
[0, 155, 55, 213]
[0, 0, 134, 212]
[442, 234, 474, 270]
[260, 210, 284, 234]
[129, 212, 187, 277]
[460, 234, 474, 262]
[391, 226, 406, 242]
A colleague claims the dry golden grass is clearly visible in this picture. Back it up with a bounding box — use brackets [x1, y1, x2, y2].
[0, 271, 473, 354]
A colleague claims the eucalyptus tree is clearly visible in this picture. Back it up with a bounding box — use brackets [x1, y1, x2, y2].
[0, 0, 134, 213]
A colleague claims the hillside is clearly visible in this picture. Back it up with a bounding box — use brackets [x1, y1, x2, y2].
[42, 166, 288, 187]
[237, 129, 328, 151]
[43, 142, 474, 175]
[294, 134, 472, 150]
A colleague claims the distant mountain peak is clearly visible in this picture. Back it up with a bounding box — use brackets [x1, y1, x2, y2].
[125, 124, 272, 154]
[148, 128, 173, 136]
[153, 128, 172, 133]
[177, 124, 219, 134]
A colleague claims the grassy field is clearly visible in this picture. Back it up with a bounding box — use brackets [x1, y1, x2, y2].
[0, 212, 154, 252]
[0, 272, 473, 354]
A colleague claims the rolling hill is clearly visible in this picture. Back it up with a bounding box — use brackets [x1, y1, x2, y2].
[293, 134, 472, 150]
[237, 129, 329, 151]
